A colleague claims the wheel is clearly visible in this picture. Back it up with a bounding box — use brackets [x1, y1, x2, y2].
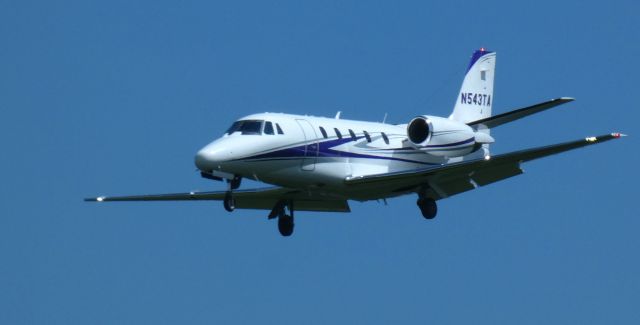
[417, 197, 437, 219]
[223, 192, 235, 212]
[278, 215, 294, 237]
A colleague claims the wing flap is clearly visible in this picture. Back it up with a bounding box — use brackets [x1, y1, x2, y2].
[234, 197, 350, 212]
[471, 163, 523, 186]
[432, 177, 476, 198]
[85, 187, 351, 212]
[427, 163, 522, 199]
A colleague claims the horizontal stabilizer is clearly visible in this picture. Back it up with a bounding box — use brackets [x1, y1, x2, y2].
[467, 97, 574, 129]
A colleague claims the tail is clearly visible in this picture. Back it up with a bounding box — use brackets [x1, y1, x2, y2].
[449, 48, 496, 124]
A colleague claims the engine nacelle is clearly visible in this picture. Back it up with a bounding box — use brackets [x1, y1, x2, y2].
[406, 116, 479, 157]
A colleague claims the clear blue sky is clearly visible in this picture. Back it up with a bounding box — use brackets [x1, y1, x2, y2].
[1, 0, 638, 323]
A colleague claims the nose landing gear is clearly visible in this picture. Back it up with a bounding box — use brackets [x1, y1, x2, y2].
[222, 176, 242, 212]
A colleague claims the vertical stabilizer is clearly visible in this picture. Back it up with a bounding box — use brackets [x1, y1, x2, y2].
[449, 49, 496, 124]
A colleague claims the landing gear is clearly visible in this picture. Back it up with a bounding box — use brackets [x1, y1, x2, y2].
[229, 176, 242, 190]
[278, 214, 294, 237]
[417, 197, 437, 219]
[223, 192, 235, 212]
[270, 200, 295, 236]
[222, 176, 242, 212]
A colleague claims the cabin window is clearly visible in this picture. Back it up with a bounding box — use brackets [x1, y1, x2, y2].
[264, 121, 275, 135]
[348, 129, 356, 141]
[225, 120, 264, 135]
[363, 130, 371, 142]
[276, 123, 284, 134]
[319, 127, 328, 139]
[334, 128, 342, 139]
[381, 132, 389, 144]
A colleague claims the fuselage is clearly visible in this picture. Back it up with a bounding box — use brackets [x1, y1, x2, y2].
[195, 113, 483, 200]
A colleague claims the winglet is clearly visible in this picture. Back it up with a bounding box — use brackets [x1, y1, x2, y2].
[585, 132, 626, 143]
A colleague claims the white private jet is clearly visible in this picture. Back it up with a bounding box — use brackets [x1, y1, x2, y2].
[86, 49, 624, 236]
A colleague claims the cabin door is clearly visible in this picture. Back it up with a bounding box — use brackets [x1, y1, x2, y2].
[295, 119, 318, 171]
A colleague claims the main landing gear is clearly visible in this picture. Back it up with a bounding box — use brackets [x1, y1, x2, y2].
[278, 215, 294, 237]
[223, 192, 235, 212]
[223, 176, 242, 212]
[269, 200, 294, 237]
[417, 197, 437, 219]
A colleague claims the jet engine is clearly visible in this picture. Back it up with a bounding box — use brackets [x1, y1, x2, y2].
[406, 115, 492, 157]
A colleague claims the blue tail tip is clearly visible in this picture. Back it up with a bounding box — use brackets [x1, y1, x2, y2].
[467, 48, 493, 72]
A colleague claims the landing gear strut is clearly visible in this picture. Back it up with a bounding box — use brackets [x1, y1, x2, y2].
[417, 197, 437, 219]
[222, 176, 242, 212]
[223, 192, 235, 212]
[270, 200, 294, 236]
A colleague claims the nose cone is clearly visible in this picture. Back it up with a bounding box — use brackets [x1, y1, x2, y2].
[195, 148, 213, 171]
[194, 141, 232, 171]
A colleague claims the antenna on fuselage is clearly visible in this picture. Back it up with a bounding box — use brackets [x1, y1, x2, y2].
[335, 111, 341, 119]
[382, 113, 388, 124]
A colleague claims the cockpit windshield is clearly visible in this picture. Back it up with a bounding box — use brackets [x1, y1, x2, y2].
[225, 120, 264, 135]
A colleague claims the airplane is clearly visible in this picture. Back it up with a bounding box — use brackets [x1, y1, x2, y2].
[86, 48, 625, 236]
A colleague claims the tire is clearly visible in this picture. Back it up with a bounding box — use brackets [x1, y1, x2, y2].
[223, 192, 235, 212]
[418, 197, 437, 219]
[278, 215, 294, 236]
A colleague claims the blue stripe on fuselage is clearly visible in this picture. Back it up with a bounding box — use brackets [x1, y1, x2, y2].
[234, 137, 471, 165]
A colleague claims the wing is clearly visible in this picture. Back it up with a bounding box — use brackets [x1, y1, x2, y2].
[345, 133, 624, 200]
[85, 187, 350, 212]
[467, 97, 574, 129]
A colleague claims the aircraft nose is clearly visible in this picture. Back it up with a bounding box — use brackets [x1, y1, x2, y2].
[194, 148, 212, 171]
[194, 143, 231, 171]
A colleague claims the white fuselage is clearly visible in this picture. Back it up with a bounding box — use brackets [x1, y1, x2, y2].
[195, 112, 485, 201]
